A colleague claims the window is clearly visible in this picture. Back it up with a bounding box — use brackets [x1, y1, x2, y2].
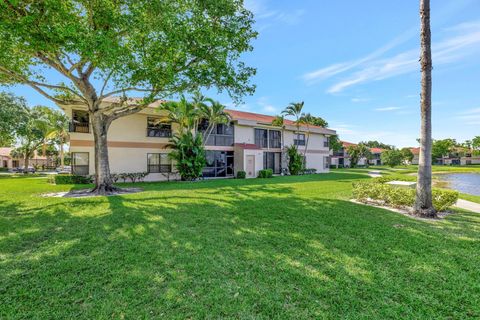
[199, 120, 234, 146]
[147, 117, 172, 137]
[324, 136, 330, 148]
[70, 110, 89, 133]
[269, 130, 281, 148]
[263, 152, 281, 174]
[254, 129, 268, 148]
[147, 153, 172, 173]
[294, 133, 306, 146]
[72, 152, 89, 175]
[203, 151, 234, 177]
[324, 156, 331, 169]
[255, 129, 281, 148]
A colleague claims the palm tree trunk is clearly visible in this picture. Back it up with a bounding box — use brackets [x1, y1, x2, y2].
[414, 0, 436, 217]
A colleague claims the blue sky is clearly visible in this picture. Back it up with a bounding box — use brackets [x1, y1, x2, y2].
[3, 0, 480, 147]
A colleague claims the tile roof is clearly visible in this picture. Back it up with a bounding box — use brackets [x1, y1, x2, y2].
[410, 147, 420, 155]
[370, 148, 384, 153]
[341, 141, 357, 148]
[225, 109, 330, 130]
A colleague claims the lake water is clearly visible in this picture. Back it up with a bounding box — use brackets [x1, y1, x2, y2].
[438, 173, 480, 196]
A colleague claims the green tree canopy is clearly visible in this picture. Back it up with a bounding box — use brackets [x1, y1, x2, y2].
[359, 140, 393, 150]
[329, 135, 342, 152]
[432, 139, 456, 160]
[381, 149, 403, 167]
[0, 0, 257, 192]
[400, 147, 415, 163]
[0, 92, 29, 146]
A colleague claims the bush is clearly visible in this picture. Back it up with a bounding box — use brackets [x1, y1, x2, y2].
[302, 168, 317, 175]
[258, 169, 273, 178]
[432, 189, 459, 212]
[0, 167, 8, 172]
[381, 149, 403, 167]
[113, 172, 148, 183]
[169, 132, 206, 181]
[236, 170, 246, 179]
[352, 180, 458, 211]
[48, 174, 93, 185]
[286, 145, 303, 175]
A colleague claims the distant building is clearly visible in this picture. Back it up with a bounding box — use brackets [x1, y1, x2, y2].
[0, 147, 49, 170]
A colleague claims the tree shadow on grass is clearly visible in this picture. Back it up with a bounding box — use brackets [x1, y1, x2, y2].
[1, 176, 480, 318]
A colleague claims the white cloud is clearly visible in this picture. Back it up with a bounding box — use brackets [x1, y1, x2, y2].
[351, 97, 370, 103]
[244, 0, 304, 27]
[303, 19, 480, 94]
[456, 107, 480, 125]
[374, 106, 403, 112]
[256, 96, 278, 114]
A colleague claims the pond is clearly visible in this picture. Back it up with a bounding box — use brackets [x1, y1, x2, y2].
[437, 173, 480, 196]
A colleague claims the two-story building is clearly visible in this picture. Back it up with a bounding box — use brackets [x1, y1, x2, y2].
[61, 100, 335, 180]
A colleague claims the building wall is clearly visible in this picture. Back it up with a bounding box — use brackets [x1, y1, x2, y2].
[65, 105, 332, 180]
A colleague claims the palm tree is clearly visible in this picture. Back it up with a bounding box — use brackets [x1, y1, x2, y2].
[46, 112, 69, 170]
[414, 0, 436, 217]
[162, 95, 198, 134]
[282, 102, 304, 142]
[198, 99, 231, 146]
[299, 113, 314, 156]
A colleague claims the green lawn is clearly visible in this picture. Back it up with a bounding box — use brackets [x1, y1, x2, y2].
[1, 173, 480, 319]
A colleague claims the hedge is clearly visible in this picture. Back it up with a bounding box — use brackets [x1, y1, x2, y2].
[258, 169, 273, 178]
[48, 174, 93, 185]
[236, 171, 246, 179]
[352, 180, 458, 212]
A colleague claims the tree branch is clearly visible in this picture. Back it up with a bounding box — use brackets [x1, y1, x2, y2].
[100, 87, 155, 100]
[0, 66, 87, 104]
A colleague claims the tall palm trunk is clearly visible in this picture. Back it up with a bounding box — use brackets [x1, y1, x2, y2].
[414, 0, 436, 217]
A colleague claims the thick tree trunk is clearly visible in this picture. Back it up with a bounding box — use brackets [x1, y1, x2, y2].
[414, 0, 436, 217]
[91, 112, 117, 195]
[24, 154, 29, 174]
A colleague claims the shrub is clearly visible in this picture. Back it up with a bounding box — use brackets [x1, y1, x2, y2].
[258, 169, 273, 178]
[432, 189, 459, 212]
[236, 170, 246, 179]
[49, 174, 93, 185]
[381, 149, 403, 167]
[286, 145, 303, 175]
[352, 180, 458, 211]
[0, 167, 8, 172]
[169, 132, 206, 181]
[302, 168, 317, 175]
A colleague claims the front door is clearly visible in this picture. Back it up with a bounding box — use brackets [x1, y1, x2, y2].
[246, 155, 255, 178]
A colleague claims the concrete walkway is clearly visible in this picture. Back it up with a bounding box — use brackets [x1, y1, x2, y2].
[454, 199, 480, 213]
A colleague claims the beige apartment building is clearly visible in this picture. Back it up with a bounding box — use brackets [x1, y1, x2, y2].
[61, 102, 335, 181]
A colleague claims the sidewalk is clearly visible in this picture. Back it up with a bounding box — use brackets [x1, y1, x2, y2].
[454, 199, 480, 213]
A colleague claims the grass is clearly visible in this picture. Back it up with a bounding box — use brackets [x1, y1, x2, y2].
[1, 173, 480, 318]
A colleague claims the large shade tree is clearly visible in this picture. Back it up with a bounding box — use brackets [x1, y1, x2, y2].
[414, 0, 436, 217]
[0, 0, 256, 194]
[0, 92, 28, 146]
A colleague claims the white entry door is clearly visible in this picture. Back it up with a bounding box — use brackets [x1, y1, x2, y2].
[246, 155, 255, 178]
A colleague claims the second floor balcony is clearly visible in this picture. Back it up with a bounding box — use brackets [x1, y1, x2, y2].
[69, 121, 89, 133]
[147, 127, 172, 138]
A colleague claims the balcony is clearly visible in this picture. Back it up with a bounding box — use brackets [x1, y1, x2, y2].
[69, 122, 90, 133]
[147, 128, 172, 138]
[205, 134, 234, 146]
